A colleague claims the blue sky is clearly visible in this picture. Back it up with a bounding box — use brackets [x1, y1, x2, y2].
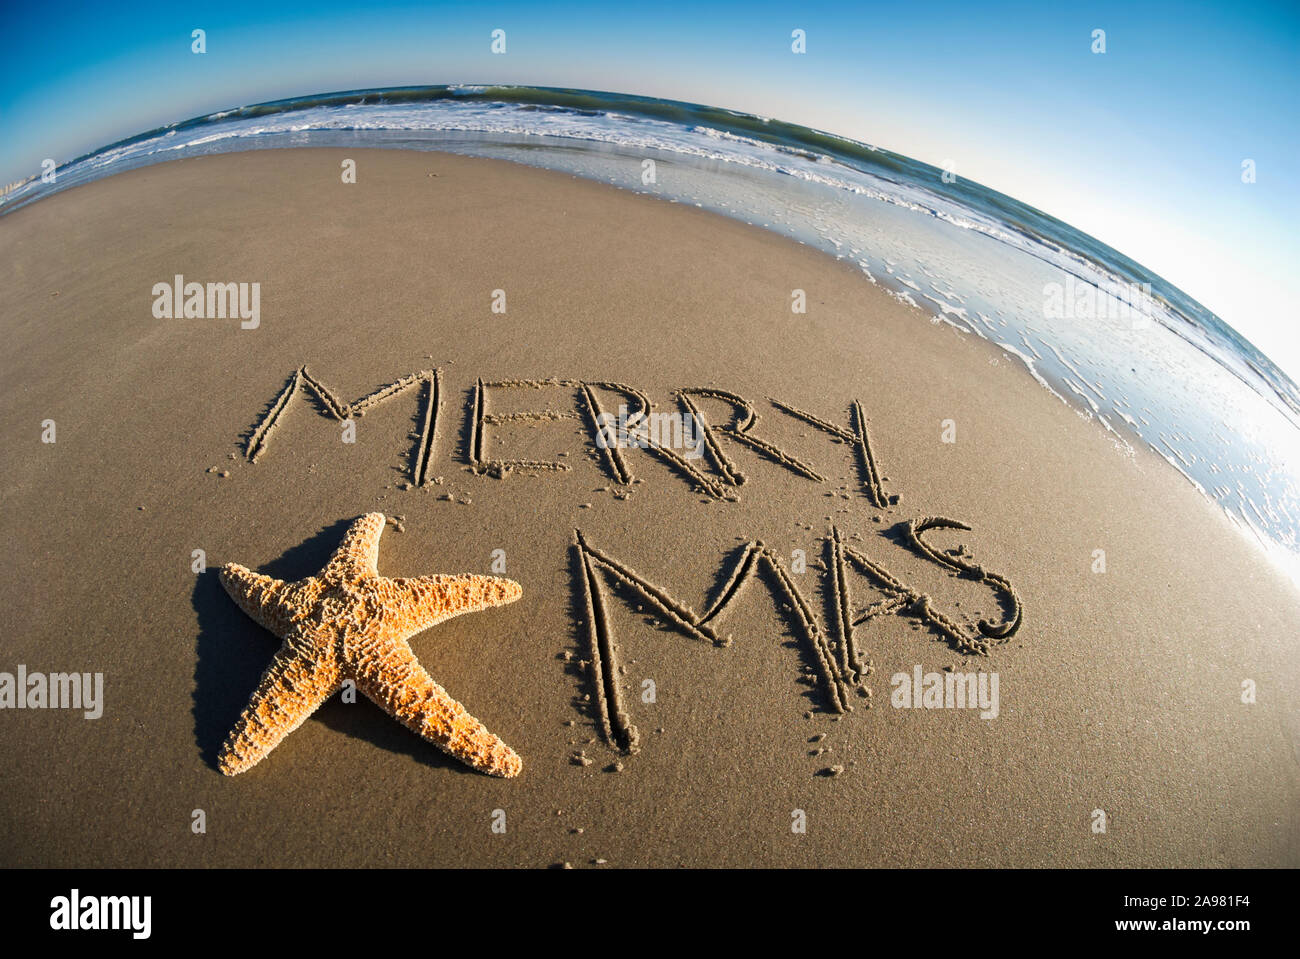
[3, 0, 1297, 381]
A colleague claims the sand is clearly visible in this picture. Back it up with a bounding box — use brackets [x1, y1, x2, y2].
[1, 148, 1296, 868]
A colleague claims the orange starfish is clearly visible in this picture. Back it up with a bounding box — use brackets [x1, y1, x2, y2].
[217, 513, 523, 777]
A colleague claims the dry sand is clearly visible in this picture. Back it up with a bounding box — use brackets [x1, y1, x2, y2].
[1, 148, 1297, 867]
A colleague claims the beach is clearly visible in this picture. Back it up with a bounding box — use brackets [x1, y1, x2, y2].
[1, 148, 1296, 867]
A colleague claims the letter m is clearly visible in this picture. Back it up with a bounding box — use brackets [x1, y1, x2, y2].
[243, 366, 442, 485]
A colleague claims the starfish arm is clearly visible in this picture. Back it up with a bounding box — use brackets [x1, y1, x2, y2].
[381, 574, 523, 635]
[218, 637, 342, 775]
[352, 639, 522, 778]
[322, 513, 386, 582]
[219, 564, 295, 635]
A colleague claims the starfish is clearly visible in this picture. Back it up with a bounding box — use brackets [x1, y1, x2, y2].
[217, 513, 523, 778]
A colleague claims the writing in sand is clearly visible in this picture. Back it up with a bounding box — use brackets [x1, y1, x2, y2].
[240, 366, 1024, 753]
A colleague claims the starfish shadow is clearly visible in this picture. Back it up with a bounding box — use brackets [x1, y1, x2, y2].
[191, 515, 475, 777]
